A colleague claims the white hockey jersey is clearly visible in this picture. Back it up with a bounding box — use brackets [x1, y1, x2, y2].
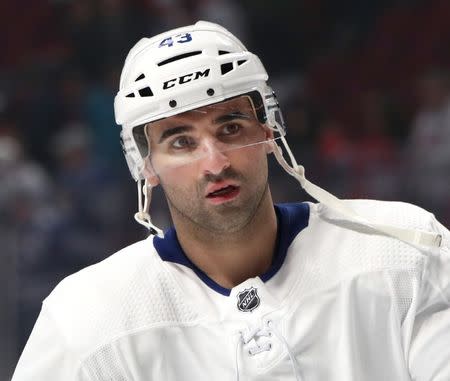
[12, 200, 450, 381]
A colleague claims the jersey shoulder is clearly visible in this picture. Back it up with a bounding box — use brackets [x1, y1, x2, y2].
[285, 200, 448, 312]
[43, 237, 198, 357]
[298, 199, 447, 283]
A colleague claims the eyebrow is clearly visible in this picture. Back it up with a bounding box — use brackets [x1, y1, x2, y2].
[157, 111, 253, 144]
[213, 111, 252, 124]
[158, 125, 192, 144]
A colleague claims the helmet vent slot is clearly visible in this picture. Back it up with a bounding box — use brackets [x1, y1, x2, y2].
[218, 50, 230, 55]
[135, 73, 145, 81]
[157, 51, 202, 66]
[237, 60, 247, 66]
[138, 87, 154, 97]
[221, 62, 234, 75]
[126, 93, 135, 98]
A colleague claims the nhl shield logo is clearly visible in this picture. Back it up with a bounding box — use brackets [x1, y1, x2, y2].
[237, 287, 260, 312]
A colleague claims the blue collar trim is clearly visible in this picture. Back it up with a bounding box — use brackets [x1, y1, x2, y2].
[153, 203, 310, 296]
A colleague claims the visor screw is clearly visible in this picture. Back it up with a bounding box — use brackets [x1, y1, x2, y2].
[207, 88, 215, 96]
[169, 100, 177, 108]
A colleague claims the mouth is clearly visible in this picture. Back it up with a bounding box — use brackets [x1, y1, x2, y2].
[206, 184, 240, 204]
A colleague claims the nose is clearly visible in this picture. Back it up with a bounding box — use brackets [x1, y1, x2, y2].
[200, 139, 231, 176]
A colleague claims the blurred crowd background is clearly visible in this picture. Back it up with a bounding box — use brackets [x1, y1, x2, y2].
[1, 0, 450, 378]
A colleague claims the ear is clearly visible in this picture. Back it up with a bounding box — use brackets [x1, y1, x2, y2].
[147, 174, 160, 187]
[265, 140, 276, 154]
[263, 125, 275, 154]
[142, 158, 160, 187]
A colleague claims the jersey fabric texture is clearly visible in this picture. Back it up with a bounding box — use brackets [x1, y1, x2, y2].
[12, 200, 450, 381]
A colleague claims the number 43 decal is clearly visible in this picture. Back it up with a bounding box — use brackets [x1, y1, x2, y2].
[159, 33, 192, 48]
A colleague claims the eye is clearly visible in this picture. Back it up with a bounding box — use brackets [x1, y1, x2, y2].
[171, 135, 196, 149]
[221, 123, 241, 136]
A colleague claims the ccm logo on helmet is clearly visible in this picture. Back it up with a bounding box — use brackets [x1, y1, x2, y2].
[163, 68, 210, 90]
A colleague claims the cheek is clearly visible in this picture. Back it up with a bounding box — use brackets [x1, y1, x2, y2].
[149, 152, 195, 183]
[232, 145, 269, 170]
[157, 164, 198, 192]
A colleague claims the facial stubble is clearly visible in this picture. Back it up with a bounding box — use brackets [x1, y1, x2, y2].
[159, 163, 270, 236]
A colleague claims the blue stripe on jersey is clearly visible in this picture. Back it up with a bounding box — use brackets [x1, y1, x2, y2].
[153, 202, 310, 296]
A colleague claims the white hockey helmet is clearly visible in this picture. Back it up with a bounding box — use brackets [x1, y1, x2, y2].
[115, 20, 285, 182]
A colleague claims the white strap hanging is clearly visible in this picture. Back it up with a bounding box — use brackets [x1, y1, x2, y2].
[272, 136, 442, 249]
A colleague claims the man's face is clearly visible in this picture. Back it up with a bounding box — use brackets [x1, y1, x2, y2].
[145, 96, 274, 233]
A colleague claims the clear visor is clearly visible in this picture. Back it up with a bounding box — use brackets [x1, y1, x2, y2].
[137, 94, 281, 177]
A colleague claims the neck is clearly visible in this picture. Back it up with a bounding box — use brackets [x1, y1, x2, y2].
[173, 191, 278, 289]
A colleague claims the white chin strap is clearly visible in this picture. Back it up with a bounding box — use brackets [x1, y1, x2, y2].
[272, 135, 442, 249]
[134, 180, 164, 238]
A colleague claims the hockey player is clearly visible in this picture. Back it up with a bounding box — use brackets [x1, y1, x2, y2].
[13, 21, 450, 381]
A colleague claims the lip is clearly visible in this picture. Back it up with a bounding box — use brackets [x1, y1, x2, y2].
[205, 181, 239, 197]
[205, 181, 240, 204]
